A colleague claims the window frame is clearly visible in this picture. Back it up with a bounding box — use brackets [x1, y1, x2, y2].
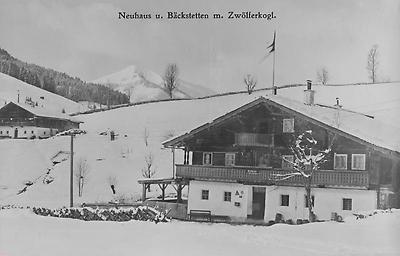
[201, 189, 209, 200]
[225, 153, 236, 166]
[202, 152, 213, 166]
[282, 118, 295, 133]
[280, 194, 290, 206]
[342, 198, 352, 211]
[281, 155, 294, 170]
[334, 153, 348, 170]
[351, 154, 366, 170]
[223, 191, 232, 202]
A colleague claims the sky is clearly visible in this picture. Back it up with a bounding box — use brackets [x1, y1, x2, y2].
[0, 0, 399, 92]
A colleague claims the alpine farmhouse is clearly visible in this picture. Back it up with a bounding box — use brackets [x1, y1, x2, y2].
[161, 82, 400, 223]
[0, 101, 81, 139]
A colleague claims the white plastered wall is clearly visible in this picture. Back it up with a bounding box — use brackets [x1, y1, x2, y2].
[187, 180, 248, 221]
[264, 186, 377, 221]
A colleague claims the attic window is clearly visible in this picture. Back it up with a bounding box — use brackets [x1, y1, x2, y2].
[352, 154, 366, 170]
[334, 154, 347, 170]
[203, 152, 213, 165]
[282, 118, 294, 133]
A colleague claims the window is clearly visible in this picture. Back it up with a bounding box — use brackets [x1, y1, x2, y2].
[305, 195, 315, 208]
[334, 154, 347, 170]
[342, 198, 352, 210]
[6, 131, 9, 134]
[201, 190, 209, 200]
[224, 191, 231, 202]
[281, 194, 289, 206]
[24, 130, 27, 134]
[352, 154, 366, 170]
[203, 152, 212, 165]
[282, 118, 294, 133]
[282, 155, 294, 170]
[0, 131, 2, 134]
[225, 153, 235, 166]
[31, 131, 34, 134]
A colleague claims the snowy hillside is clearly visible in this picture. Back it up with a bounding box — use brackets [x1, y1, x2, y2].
[0, 73, 86, 114]
[0, 83, 399, 208]
[92, 65, 216, 103]
[0, 208, 399, 256]
[0, 93, 263, 208]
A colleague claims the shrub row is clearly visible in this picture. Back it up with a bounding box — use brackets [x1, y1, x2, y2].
[32, 206, 169, 223]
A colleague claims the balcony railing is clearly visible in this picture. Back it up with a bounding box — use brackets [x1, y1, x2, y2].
[234, 133, 274, 147]
[176, 164, 369, 188]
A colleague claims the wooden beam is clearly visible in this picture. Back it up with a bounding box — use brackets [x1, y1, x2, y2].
[142, 184, 147, 202]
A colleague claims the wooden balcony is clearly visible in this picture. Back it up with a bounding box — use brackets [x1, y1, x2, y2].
[176, 164, 370, 188]
[234, 133, 274, 147]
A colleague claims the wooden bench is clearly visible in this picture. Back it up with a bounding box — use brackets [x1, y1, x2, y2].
[189, 210, 212, 222]
[211, 215, 231, 222]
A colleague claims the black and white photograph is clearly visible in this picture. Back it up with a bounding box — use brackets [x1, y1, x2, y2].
[0, 0, 399, 255]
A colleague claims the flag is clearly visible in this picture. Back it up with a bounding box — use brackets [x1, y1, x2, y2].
[267, 31, 276, 53]
[260, 31, 276, 63]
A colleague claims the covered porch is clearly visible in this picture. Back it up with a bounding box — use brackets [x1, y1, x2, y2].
[137, 177, 188, 203]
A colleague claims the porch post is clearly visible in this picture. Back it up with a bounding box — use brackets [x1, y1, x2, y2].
[172, 147, 176, 178]
[142, 184, 147, 202]
[177, 184, 183, 203]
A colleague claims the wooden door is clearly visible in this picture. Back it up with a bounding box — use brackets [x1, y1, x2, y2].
[252, 187, 266, 219]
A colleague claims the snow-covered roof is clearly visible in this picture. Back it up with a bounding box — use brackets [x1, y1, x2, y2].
[2, 101, 81, 123]
[163, 94, 400, 155]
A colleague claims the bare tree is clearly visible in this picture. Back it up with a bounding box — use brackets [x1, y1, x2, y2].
[367, 44, 379, 83]
[316, 67, 329, 85]
[74, 158, 90, 197]
[274, 131, 333, 222]
[163, 64, 179, 99]
[143, 127, 149, 147]
[124, 87, 134, 102]
[244, 74, 257, 94]
[142, 152, 156, 192]
[162, 129, 175, 142]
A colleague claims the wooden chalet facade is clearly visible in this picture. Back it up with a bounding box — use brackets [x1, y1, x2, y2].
[0, 102, 81, 139]
[162, 88, 400, 222]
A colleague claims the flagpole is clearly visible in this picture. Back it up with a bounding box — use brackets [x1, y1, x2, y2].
[272, 31, 276, 89]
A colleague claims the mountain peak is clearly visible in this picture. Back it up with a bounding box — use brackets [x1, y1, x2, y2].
[93, 65, 216, 103]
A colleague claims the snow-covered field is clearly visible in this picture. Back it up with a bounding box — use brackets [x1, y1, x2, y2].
[0, 208, 399, 256]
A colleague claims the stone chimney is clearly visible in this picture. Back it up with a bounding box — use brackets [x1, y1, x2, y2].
[304, 80, 315, 105]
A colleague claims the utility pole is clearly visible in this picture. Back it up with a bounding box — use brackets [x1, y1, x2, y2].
[172, 147, 175, 178]
[70, 134, 74, 207]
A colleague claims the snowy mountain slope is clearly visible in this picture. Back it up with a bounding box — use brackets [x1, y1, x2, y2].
[0, 73, 86, 114]
[0, 82, 399, 207]
[92, 65, 216, 103]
